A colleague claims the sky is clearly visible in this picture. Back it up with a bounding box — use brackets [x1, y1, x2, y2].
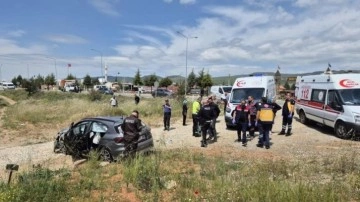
[1, 0, 360, 81]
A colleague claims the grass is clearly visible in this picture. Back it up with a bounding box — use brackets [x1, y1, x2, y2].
[0, 90, 184, 143]
[1, 149, 360, 201]
[2, 90, 360, 201]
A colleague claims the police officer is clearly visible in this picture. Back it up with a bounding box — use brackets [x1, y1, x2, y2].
[279, 93, 295, 136]
[208, 95, 220, 141]
[192, 97, 202, 136]
[198, 99, 216, 147]
[121, 110, 142, 151]
[256, 97, 274, 149]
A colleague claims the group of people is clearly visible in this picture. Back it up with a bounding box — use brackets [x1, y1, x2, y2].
[120, 92, 295, 151]
[189, 95, 221, 147]
[231, 93, 295, 149]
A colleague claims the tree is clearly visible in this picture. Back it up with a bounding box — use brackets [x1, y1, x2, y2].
[199, 72, 213, 96]
[284, 82, 290, 90]
[159, 77, 173, 89]
[187, 70, 197, 91]
[133, 68, 143, 86]
[23, 78, 38, 95]
[196, 69, 205, 87]
[83, 74, 92, 90]
[143, 74, 158, 92]
[290, 83, 296, 90]
[44, 73, 56, 90]
[92, 78, 100, 85]
[66, 74, 76, 80]
[11, 77, 17, 86]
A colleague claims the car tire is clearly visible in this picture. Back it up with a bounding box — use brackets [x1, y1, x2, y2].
[335, 121, 350, 139]
[299, 110, 309, 125]
[98, 147, 113, 162]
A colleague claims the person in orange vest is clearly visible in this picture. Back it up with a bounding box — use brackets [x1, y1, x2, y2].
[279, 93, 295, 136]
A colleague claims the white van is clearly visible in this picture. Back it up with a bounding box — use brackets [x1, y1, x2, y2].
[225, 75, 276, 128]
[209, 85, 232, 101]
[1, 82, 15, 90]
[295, 73, 360, 138]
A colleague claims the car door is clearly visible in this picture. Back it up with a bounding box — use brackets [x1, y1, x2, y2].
[323, 90, 342, 127]
[64, 121, 92, 156]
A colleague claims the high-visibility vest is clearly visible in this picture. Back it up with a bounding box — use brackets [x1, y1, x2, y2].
[258, 103, 274, 123]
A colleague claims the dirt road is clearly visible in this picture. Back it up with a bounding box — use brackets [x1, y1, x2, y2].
[1, 104, 360, 181]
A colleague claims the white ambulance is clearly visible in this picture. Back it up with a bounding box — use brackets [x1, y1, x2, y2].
[295, 73, 360, 138]
[225, 75, 276, 128]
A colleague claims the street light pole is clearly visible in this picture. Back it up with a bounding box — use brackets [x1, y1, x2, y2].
[46, 56, 57, 85]
[90, 49, 103, 78]
[177, 31, 197, 96]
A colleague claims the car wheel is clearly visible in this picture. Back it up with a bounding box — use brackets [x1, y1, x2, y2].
[299, 110, 308, 125]
[335, 121, 349, 139]
[98, 147, 113, 162]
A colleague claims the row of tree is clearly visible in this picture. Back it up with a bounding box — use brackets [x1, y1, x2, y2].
[10, 68, 214, 95]
[132, 68, 213, 94]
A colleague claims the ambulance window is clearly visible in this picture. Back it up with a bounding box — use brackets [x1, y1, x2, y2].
[311, 89, 326, 103]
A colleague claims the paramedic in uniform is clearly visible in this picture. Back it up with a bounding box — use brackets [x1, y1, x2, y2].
[256, 97, 274, 149]
[279, 93, 295, 136]
[198, 99, 216, 147]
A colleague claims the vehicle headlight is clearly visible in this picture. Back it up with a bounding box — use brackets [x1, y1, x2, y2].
[353, 112, 360, 124]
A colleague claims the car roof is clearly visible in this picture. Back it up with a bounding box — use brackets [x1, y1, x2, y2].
[81, 116, 124, 124]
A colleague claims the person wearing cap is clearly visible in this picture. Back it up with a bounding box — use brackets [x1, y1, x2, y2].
[182, 98, 188, 126]
[163, 99, 172, 131]
[208, 95, 220, 141]
[192, 97, 202, 136]
[121, 110, 142, 151]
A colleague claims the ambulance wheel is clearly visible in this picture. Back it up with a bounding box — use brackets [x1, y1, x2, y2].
[335, 121, 348, 139]
[299, 111, 308, 125]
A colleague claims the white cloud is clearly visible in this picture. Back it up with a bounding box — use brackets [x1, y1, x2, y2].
[7, 30, 26, 37]
[89, 0, 120, 17]
[0, 38, 47, 55]
[45, 34, 88, 44]
[163, 0, 196, 5]
[180, 0, 196, 5]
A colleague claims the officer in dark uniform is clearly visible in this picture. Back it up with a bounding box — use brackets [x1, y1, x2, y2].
[279, 93, 295, 136]
[121, 110, 142, 151]
[256, 97, 274, 149]
[198, 99, 216, 147]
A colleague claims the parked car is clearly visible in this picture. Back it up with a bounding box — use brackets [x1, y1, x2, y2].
[54, 116, 154, 162]
[98, 87, 114, 95]
[151, 88, 173, 97]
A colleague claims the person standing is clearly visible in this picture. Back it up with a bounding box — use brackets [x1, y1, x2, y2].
[222, 92, 229, 114]
[279, 93, 295, 136]
[256, 97, 275, 149]
[163, 99, 172, 131]
[134, 93, 140, 105]
[208, 95, 220, 141]
[192, 97, 202, 136]
[232, 99, 250, 146]
[247, 96, 257, 139]
[121, 110, 142, 151]
[110, 95, 118, 107]
[198, 99, 216, 147]
[182, 98, 188, 126]
[269, 97, 282, 133]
